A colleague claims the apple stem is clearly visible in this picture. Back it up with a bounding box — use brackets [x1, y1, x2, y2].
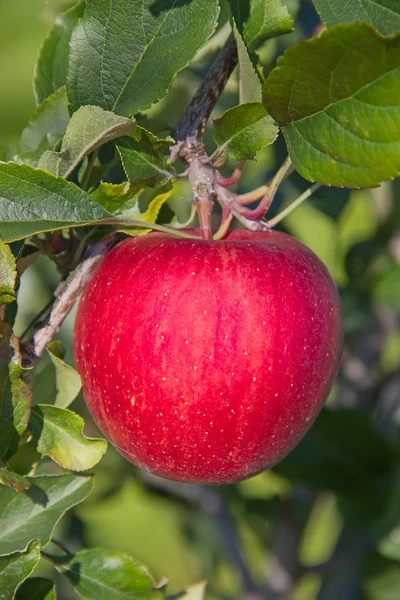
[216, 161, 246, 187]
[267, 182, 322, 228]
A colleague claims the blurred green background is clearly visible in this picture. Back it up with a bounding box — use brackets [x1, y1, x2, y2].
[3, 1, 400, 599]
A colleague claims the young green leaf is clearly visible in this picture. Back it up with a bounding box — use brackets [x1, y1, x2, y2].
[234, 0, 293, 52]
[0, 239, 17, 306]
[263, 23, 400, 188]
[117, 127, 174, 187]
[0, 473, 93, 555]
[48, 343, 82, 409]
[34, 1, 85, 105]
[91, 182, 143, 215]
[0, 540, 41, 600]
[38, 105, 135, 179]
[0, 322, 31, 462]
[14, 577, 56, 600]
[29, 405, 107, 471]
[56, 548, 164, 600]
[16, 87, 70, 167]
[0, 163, 111, 243]
[313, 0, 400, 36]
[67, 0, 220, 116]
[213, 102, 278, 160]
[0, 466, 30, 493]
[232, 22, 262, 104]
[116, 188, 173, 237]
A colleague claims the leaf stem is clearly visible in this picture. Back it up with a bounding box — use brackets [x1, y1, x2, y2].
[80, 149, 99, 192]
[216, 161, 246, 187]
[239, 156, 293, 220]
[102, 219, 200, 239]
[267, 182, 322, 228]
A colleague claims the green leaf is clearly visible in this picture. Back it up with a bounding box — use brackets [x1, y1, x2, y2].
[67, 0, 220, 116]
[0, 163, 111, 243]
[15, 577, 56, 600]
[0, 240, 17, 305]
[56, 548, 164, 600]
[232, 22, 262, 104]
[263, 23, 400, 188]
[213, 102, 278, 160]
[47, 342, 81, 409]
[0, 322, 31, 462]
[228, 0, 250, 31]
[29, 405, 107, 472]
[0, 467, 30, 493]
[0, 473, 93, 554]
[228, 0, 293, 50]
[34, 1, 85, 105]
[313, 0, 400, 36]
[16, 87, 70, 167]
[117, 188, 173, 236]
[91, 182, 142, 215]
[244, 0, 294, 50]
[0, 540, 41, 600]
[38, 106, 135, 179]
[117, 127, 173, 187]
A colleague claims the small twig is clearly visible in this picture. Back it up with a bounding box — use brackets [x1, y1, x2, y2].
[19, 298, 55, 341]
[267, 183, 321, 228]
[31, 234, 120, 360]
[50, 539, 72, 555]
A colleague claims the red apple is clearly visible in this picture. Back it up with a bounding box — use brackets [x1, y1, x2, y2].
[74, 230, 343, 484]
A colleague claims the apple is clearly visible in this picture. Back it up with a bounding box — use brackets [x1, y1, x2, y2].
[74, 230, 343, 484]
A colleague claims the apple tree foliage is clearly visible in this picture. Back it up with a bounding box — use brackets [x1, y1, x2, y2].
[0, 0, 399, 598]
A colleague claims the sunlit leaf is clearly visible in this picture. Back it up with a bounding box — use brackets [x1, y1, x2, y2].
[56, 548, 164, 600]
[0, 240, 17, 305]
[29, 405, 107, 471]
[0, 163, 111, 242]
[0, 322, 31, 461]
[213, 102, 278, 160]
[16, 87, 70, 167]
[34, 1, 85, 104]
[263, 23, 400, 188]
[67, 0, 220, 116]
[313, 0, 400, 36]
[0, 474, 93, 554]
[0, 540, 41, 600]
[38, 106, 135, 179]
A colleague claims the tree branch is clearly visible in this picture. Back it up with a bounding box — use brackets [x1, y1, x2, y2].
[172, 34, 238, 143]
[24, 234, 120, 362]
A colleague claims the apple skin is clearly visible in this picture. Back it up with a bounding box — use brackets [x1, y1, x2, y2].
[74, 229, 343, 484]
